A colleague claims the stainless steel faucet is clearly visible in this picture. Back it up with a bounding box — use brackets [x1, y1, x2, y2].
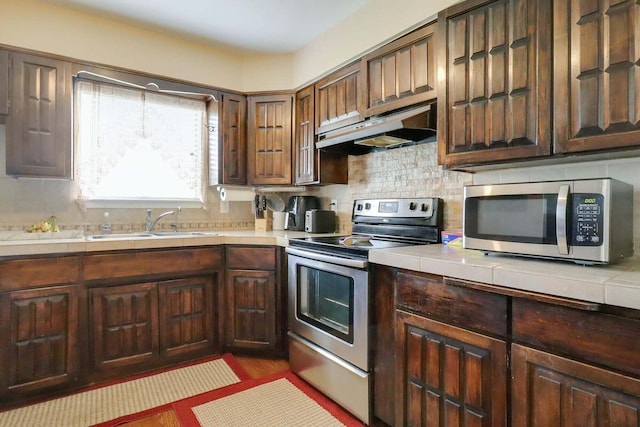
[145, 207, 181, 232]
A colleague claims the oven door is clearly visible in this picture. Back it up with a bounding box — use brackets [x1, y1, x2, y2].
[286, 248, 369, 371]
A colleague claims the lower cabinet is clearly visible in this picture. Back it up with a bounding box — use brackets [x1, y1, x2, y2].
[223, 245, 284, 356]
[91, 276, 216, 375]
[224, 269, 276, 351]
[159, 277, 216, 360]
[0, 285, 79, 401]
[512, 344, 640, 427]
[90, 282, 160, 373]
[374, 266, 640, 427]
[396, 310, 507, 427]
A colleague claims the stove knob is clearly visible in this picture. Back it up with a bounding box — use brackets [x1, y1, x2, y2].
[356, 204, 363, 211]
[409, 202, 417, 210]
[421, 203, 430, 212]
[365, 203, 372, 210]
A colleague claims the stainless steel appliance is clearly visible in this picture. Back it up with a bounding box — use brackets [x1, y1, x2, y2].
[286, 197, 442, 424]
[316, 103, 437, 155]
[304, 209, 336, 233]
[284, 196, 320, 231]
[463, 178, 633, 264]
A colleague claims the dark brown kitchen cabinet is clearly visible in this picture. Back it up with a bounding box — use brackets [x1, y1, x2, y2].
[6, 52, 72, 177]
[393, 271, 508, 427]
[90, 282, 160, 375]
[436, 0, 552, 168]
[512, 344, 640, 427]
[294, 85, 347, 185]
[0, 50, 8, 116]
[215, 92, 247, 185]
[396, 310, 507, 427]
[361, 23, 437, 117]
[247, 94, 293, 185]
[553, 0, 640, 154]
[224, 246, 284, 356]
[315, 61, 363, 135]
[159, 277, 217, 360]
[0, 285, 79, 401]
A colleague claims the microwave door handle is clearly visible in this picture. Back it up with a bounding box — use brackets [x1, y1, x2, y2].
[556, 184, 570, 255]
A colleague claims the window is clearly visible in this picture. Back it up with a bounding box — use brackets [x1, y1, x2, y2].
[74, 79, 207, 207]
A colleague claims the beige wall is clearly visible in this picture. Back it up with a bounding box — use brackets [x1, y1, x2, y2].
[292, 0, 459, 88]
[1, 0, 458, 92]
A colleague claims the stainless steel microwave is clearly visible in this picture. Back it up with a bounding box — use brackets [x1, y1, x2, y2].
[463, 178, 634, 264]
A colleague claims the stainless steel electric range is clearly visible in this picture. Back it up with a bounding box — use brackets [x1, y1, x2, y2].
[285, 197, 442, 424]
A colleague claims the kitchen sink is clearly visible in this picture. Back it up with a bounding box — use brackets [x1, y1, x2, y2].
[85, 231, 218, 240]
[151, 231, 218, 237]
[86, 233, 155, 240]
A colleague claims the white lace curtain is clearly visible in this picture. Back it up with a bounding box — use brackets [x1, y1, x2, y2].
[75, 80, 206, 204]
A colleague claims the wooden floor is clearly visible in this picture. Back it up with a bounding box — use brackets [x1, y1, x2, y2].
[120, 356, 289, 427]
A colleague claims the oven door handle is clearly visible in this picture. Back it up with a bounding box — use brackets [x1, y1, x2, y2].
[285, 246, 367, 269]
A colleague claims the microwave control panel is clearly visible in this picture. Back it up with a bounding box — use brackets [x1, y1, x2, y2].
[571, 194, 604, 246]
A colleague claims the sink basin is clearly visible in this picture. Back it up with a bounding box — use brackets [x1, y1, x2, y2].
[151, 231, 218, 237]
[86, 233, 155, 240]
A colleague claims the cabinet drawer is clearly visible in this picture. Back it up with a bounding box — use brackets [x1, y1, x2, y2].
[84, 247, 221, 282]
[0, 256, 80, 291]
[396, 272, 508, 337]
[513, 298, 640, 377]
[226, 246, 276, 270]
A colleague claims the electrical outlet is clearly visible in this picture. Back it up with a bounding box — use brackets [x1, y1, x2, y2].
[220, 201, 229, 213]
[330, 199, 338, 212]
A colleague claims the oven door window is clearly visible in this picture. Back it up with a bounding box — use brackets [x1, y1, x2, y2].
[296, 265, 354, 344]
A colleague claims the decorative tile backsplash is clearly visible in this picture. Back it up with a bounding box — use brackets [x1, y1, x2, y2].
[308, 142, 473, 233]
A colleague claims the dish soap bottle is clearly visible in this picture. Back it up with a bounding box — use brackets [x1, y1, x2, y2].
[101, 212, 112, 235]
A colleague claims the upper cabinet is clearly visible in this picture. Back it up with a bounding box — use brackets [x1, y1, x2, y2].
[6, 52, 72, 177]
[553, 0, 640, 154]
[361, 23, 437, 117]
[437, 0, 552, 168]
[0, 50, 8, 116]
[294, 85, 347, 185]
[315, 62, 363, 135]
[247, 94, 293, 185]
[215, 92, 247, 185]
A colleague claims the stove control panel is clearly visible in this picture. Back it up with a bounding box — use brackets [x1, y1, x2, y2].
[352, 198, 437, 218]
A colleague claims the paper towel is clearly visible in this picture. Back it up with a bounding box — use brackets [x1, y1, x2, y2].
[218, 187, 255, 202]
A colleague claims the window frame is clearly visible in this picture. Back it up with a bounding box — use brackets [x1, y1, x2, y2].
[70, 66, 219, 210]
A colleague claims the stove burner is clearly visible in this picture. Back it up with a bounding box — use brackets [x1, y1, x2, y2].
[339, 236, 373, 246]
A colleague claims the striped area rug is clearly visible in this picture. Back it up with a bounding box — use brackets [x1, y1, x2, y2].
[174, 370, 365, 427]
[0, 354, 247, 427]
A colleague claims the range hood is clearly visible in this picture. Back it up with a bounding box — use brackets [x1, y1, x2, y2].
[316, 103, 437, 155]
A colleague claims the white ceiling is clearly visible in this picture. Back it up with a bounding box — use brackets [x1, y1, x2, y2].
[46, 0, 372, 53]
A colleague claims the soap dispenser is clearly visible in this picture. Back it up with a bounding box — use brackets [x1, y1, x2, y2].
[101, 212, 112, 235]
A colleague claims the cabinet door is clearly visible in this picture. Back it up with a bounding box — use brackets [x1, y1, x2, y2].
[294, 85, 348, 185]
[396, 310, 507, 427]
[7, 52, 72, 177]
[0, 50, 8, 116]
[362, 23, 437, 117]
[90, 283, 159, 372]
[553, 0, 640, 153]
[247, 94, 293, 185]
[512, 344, 640, 427]
[437, 0, 552, 168]
[0, 286, 78, 399]
[217, 92, 247, 185]
[159, 277, 216, 359]
[315, 61, 363, 134]
[225, 270, 277, 351]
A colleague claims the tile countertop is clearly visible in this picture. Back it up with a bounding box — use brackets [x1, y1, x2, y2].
[368, 244, 640, 311]
[0, 230, 324, 257]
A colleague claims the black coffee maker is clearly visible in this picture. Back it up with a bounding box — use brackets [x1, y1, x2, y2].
[285, 196, 320, 231]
